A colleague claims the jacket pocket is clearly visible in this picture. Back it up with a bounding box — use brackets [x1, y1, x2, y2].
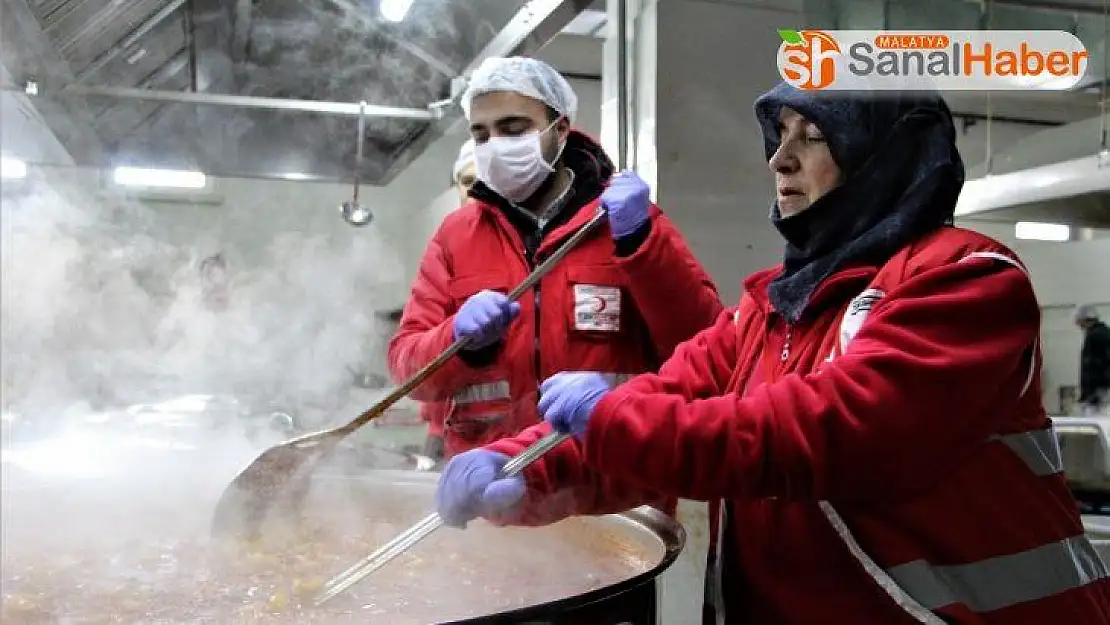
[443, 393, 511, 452]
[564, 264, 629, 339]
[447, 273, 512, 312]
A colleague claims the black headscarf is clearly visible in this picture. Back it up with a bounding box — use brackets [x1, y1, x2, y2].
[753, 83, 965, 322]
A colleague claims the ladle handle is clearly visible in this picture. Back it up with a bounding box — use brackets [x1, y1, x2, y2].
[503, 207, 607, 302]
[334, 208, 608, 437]
[314, 430, 570, 605]
[497, 430, 570, 478]
[352, 101, 366, 204]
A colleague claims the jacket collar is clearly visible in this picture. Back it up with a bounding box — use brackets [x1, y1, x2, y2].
[744, 263, 878, 322]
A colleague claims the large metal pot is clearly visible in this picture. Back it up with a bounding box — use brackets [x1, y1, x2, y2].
[1053, 415, 1110, 503]
[1, 435, 684, 625]
[1083, 515, 1110, 569]
[312, 471, 686, 625]
[329, 471, 685, 625]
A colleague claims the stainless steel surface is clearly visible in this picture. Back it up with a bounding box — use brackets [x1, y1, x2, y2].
[1083, 514, 1110, 536]
[324, 0, 458, 79]
[373, 0, 598, 186]
[1093, 539, 1110, 566]
[465, 1, 589, 76]
[1054, 416, 1110, 494]
[1083, 515, 1110, 566]
[315, 431, 573, 605]
[5, 0, 593, 183]
[70, 0, 187, 83]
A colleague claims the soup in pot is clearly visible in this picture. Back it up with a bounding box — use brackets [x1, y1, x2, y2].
[1, 472, 661, 624]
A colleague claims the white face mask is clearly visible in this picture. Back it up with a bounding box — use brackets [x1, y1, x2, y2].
[475, 121, 563, 204]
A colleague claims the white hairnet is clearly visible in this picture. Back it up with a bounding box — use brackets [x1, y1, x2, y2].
[452, 138, 475, 182]
[461, 57, 578, 123]
[1076, 304, 1100, 322]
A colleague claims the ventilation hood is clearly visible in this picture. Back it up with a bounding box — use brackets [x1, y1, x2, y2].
[956, 115, 1110, 229]
[0, 0, 597, 184]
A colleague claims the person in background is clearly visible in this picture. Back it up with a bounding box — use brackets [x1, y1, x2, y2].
[388, 56, 722, 465]
[199, 253, 230, 312]
[1076, 304, 1110, 413]
[435, 83, 1110, 624]
[453, 138, 477, 199]
[421, 138, 482, 463]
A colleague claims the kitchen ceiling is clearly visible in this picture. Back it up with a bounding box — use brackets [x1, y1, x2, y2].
[0, 0, 596, 183]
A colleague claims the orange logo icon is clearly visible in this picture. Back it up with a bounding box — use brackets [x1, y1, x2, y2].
[777, 29, 842, 90]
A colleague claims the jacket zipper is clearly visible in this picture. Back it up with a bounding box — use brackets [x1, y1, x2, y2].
[781, 324, 793, 361]
[524, 231, 542, 392]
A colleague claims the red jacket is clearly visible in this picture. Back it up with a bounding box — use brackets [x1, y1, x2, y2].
[419, 400, 447, 438]
[388, 131, 722, 458]
[488, 227, 1110, 624]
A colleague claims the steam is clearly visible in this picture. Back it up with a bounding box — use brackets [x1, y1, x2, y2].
[0, 167, 399, 434]
[150, 0, 509, 181]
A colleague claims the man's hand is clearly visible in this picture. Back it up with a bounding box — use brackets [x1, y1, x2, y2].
[453, 290, 521, 350]
[601, 170, 651, 240]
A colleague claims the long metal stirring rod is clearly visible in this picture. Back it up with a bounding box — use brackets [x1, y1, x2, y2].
[315, 189, 612, 604]
[314, 430, 571, 605]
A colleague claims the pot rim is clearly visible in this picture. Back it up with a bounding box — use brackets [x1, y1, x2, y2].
[329, 470, 687, 624]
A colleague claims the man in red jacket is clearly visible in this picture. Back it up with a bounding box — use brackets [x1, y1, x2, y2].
[434, 84, 1110, 623]
[388, 56, 721, 459]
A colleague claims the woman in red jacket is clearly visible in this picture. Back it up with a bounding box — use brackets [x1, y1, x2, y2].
[434, 83, 1110, 624]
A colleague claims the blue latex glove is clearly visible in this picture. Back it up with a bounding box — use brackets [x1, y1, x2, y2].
[435, 449, 527, 528]
[601, 170, 651, 240]
[453, 290, 521, 350]
[538, 372, 612, 438]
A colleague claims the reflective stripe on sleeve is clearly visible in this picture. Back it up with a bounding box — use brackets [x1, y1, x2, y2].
[991, 428, 1064, 477]
[820, 421, 1104, 622]
[452, 381, 510, 405]
[885, 534, 1108, 613]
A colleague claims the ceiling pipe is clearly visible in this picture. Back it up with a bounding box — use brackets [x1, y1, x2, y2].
[15, 83, 436, 120]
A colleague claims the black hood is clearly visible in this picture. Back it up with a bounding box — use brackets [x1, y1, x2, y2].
[753, 83, 965, 322]
[469, 130, 614, 235]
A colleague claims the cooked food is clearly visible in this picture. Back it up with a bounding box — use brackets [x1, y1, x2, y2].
[1, 474, 658, 624]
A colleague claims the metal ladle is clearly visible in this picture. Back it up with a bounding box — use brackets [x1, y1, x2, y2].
[209, 207, 609, 540]
[339, 101, 372, 227]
